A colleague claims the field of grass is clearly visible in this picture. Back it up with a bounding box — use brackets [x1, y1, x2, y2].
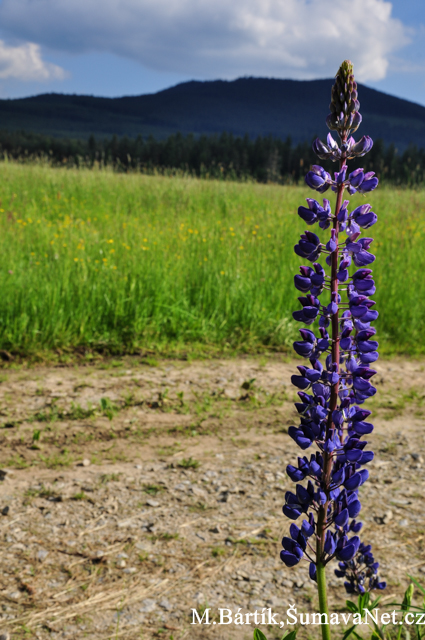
[0, 161, 423, 357]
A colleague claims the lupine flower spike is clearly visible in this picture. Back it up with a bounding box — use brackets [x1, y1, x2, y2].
[281, 61, 386, 640]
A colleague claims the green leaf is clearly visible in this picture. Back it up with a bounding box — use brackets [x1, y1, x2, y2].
[342, 624, 357, 640]
[359, 592, 370, 613]
[407, 575, 425, 597]
[281, 631, 298, 640]
[369, 596, 382, 610]
[402, 584, 415, 611]
[254, 629, 269, 640]
[346, 601, 359, 614]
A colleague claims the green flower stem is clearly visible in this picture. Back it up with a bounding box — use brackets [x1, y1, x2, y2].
[316, 557, 331, 640]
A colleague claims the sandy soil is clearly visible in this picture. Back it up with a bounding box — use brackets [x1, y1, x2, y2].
[0, 355, 424, 640]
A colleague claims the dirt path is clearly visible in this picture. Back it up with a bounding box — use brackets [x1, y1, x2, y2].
[0, 355, 424, 639]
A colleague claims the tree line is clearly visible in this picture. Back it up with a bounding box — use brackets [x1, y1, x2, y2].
[0, 129, 424, 185]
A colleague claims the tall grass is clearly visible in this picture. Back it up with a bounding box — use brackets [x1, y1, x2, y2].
[0, 162, 423, 356]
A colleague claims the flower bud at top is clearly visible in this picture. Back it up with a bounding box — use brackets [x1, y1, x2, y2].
[327, 60, 362, 138]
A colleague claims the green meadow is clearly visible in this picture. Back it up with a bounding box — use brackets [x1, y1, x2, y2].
[0, 162, 423, 357]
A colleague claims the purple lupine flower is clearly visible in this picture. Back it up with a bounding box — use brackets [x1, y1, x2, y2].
[294, 230, 322, 261]
[294, 263, 326, 295]
[305, 163, 379, 197]
[281, 60, 385, 602]
[347, 170, 379, 195]
[298, 198, 332, 229]
[335, 543, 387, 593]
[312, 133, 341, 161]
[313, 134, 373, 162]
[345, 135, 374, 158]
[292, 294, 321, 325]
[352, 205, 377, 229]
[305, 165, 332, 192]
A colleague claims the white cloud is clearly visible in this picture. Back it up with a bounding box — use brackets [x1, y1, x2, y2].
[0, 0, 410, 82]
[0, 40, 66, 81]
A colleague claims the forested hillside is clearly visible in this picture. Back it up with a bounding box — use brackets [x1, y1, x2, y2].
[1, 77, 425, 150]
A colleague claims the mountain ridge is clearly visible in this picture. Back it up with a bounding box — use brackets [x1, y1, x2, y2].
[1, 77, 425, 150]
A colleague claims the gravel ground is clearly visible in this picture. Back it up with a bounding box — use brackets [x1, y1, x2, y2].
[0, 355, 424, 639]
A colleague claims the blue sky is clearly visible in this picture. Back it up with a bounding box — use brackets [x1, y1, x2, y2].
[0, 0, 424, 106]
